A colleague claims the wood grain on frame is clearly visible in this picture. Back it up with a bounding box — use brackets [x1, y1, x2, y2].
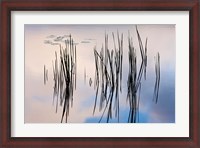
[0, 0, 199, 147]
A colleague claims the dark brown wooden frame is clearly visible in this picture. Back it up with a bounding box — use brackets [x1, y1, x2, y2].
[0, 0, 199, 147]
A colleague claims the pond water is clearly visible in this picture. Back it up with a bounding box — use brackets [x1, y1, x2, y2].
[24, 24, 175, 123]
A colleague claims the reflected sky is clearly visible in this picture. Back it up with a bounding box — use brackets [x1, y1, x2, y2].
[25, 24, 175, 123]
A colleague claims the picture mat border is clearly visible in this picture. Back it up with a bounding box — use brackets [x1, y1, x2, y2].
[11, 11, 189, 137]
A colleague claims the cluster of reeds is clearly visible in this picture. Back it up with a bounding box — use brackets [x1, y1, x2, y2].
[92, 27, 161, 123]
[126, 27, 161, 123]
[126, 27, 148, 123]
[45, 35, 77, 123]
[93, 32, 123, 123]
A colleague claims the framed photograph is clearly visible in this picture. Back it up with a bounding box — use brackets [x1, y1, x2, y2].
[0, 0, 199, 147]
